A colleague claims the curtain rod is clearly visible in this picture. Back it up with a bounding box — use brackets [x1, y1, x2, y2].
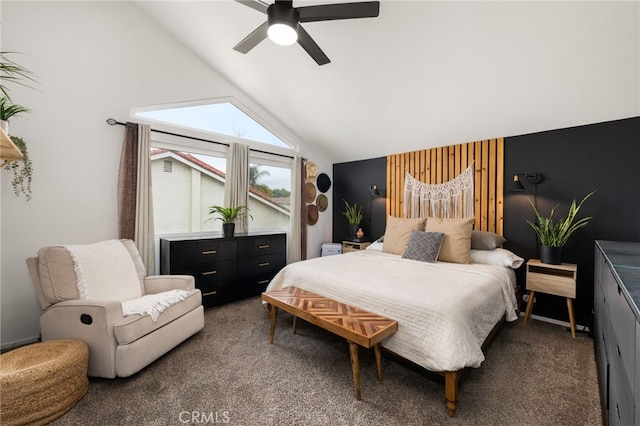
[106, 118, 297, 160]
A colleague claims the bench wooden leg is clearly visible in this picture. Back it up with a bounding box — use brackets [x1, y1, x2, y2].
[374, 344, 383, 381]
[292, 315, 297, 334]
[268, 305, 278, 344]
[349, 341, 361, 400]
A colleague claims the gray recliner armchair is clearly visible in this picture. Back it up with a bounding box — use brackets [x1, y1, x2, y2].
[26, 239, 205, 378]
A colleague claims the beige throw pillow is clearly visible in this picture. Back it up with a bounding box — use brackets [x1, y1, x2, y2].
[382, 216, 427, 255]
[425, 217, 474, 263]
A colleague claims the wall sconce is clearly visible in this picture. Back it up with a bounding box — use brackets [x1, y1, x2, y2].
[370, 184, 381, 196]
[511, 173, 543, 192]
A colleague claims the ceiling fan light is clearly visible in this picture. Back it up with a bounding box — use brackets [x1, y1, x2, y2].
[268, 23, 297, 46]
[267, 2, 299, 46]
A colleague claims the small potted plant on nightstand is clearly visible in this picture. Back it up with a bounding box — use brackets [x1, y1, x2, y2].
[527, 191, 595, 264]
[206, 205, 252, 238]
[342, 199, 363, 240]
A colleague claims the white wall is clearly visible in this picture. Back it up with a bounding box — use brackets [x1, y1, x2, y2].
[0, 1, 332, 349]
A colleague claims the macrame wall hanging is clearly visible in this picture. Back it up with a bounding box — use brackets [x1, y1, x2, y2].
[403, 164, 474, 219]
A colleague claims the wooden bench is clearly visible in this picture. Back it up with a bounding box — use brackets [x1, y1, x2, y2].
[262, 286, 398, 400]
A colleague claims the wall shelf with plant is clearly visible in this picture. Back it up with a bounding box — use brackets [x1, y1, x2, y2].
[1, 51, 38, 200]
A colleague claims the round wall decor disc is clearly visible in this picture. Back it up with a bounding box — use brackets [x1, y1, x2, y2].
[316, 194, 328, 212]
[316, 173, 331, 193]
[307, 204, 319, 225]
[304, 182, 316, 203]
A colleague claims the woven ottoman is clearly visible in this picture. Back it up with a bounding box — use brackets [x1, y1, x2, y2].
[1, 339, 89, 426]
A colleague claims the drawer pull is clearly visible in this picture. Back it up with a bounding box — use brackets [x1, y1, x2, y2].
[203, 291, 217, 296]
[202, 270, 217, 276]
[258, 244, 270, 249]
[258, 262, 270, 267]
[202, 250, 217, 255]
[257, 280, 270, 285]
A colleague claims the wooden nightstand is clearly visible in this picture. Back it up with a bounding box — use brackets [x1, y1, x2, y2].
[342, 241, 370, 253]
[523, 259, 578, 337]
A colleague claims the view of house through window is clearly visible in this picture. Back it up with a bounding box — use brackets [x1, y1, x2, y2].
[142, 100, 293, 236]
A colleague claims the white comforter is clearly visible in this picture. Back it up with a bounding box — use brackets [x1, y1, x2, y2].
[266, 250, 518, 372]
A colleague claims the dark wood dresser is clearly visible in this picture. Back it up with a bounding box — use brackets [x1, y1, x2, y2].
[160, 232, 286, 307]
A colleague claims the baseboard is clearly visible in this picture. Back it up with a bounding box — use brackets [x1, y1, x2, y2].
[518, 312, 589, 334]
[1, 335, 40, 353]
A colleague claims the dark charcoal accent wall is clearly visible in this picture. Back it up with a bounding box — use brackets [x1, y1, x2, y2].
[331, 116, 639, 327]
[333, 157, 387, 243]
[504, 116, 640, 327]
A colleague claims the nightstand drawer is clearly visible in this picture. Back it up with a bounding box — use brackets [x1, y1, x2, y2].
[526, 271, 575, 298]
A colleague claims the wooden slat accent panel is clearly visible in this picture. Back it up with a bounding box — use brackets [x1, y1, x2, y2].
[386, 138, 504, 234]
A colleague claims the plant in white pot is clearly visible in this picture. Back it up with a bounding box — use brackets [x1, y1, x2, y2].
[206, 205, 252, 238]
[526, 191, 595, 264]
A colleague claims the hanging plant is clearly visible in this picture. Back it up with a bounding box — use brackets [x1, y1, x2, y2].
[3, 136, 32, 200]
[0, 52, 37, 201]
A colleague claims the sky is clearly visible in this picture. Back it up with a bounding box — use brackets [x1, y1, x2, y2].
[138, 102, 292, 191]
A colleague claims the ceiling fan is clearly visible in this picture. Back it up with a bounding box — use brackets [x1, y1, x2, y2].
[233, 0, 380, 66]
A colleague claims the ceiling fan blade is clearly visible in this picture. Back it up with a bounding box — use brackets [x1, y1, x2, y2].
[235, 0, 269, 15]
[298, 1, 380, 23]
[233, 21, 269, 54]
[297, 25, 330, 66]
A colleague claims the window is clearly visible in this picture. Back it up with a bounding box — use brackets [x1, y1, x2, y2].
[137, 98, 295, 236]
[135, 100, 292, 149]
[151, 148, 227, 234]
[248, 157, 291, 232]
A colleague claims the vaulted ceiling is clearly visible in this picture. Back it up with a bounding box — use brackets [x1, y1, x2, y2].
[134, 1, 639, 163]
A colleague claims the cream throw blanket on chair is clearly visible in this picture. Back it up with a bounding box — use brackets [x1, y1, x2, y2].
[65, 239, 189, 322]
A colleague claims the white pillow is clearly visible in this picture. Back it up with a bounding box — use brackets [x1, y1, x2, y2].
[470, 248, 524, 269]
[365, 241, 384, 251]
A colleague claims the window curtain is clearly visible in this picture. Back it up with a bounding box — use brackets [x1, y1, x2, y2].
[287, 155, 304, 263]
[117, 122, 155, 274]
[224, 142, 250, 233]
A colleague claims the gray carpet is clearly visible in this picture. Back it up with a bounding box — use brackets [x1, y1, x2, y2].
[53, 297, 602, 425]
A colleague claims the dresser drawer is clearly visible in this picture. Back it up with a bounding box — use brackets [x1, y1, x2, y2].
[238, 234, 286, 257]
[165, 240, 237, 273]
[609, 356, 635, 426]
[198, 278, 235, 307]
[606, 274, 636, 386]
[636, 320, 639, 402]
[238, 253, 286, 277]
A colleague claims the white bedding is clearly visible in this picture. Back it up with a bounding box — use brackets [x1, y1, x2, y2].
[266, 250, 518, 372]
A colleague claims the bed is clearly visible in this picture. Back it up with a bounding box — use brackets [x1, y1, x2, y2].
[265, 223, 522, 417]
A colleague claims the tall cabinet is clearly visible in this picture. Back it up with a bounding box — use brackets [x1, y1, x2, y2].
[594, 240, 640, 426]
[161, 232, 286, 307]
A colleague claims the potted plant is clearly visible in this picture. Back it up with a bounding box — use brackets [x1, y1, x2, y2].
[1, 52, 37, 200]
[342, 199, 363, 239]
[526, 191, 595, 264]
[206, 205, 252, 238]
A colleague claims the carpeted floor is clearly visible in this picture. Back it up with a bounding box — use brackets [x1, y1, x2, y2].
[52, 296, 602, 425]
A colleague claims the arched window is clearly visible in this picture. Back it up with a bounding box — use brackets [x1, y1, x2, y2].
[133, 99, 294, 236]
